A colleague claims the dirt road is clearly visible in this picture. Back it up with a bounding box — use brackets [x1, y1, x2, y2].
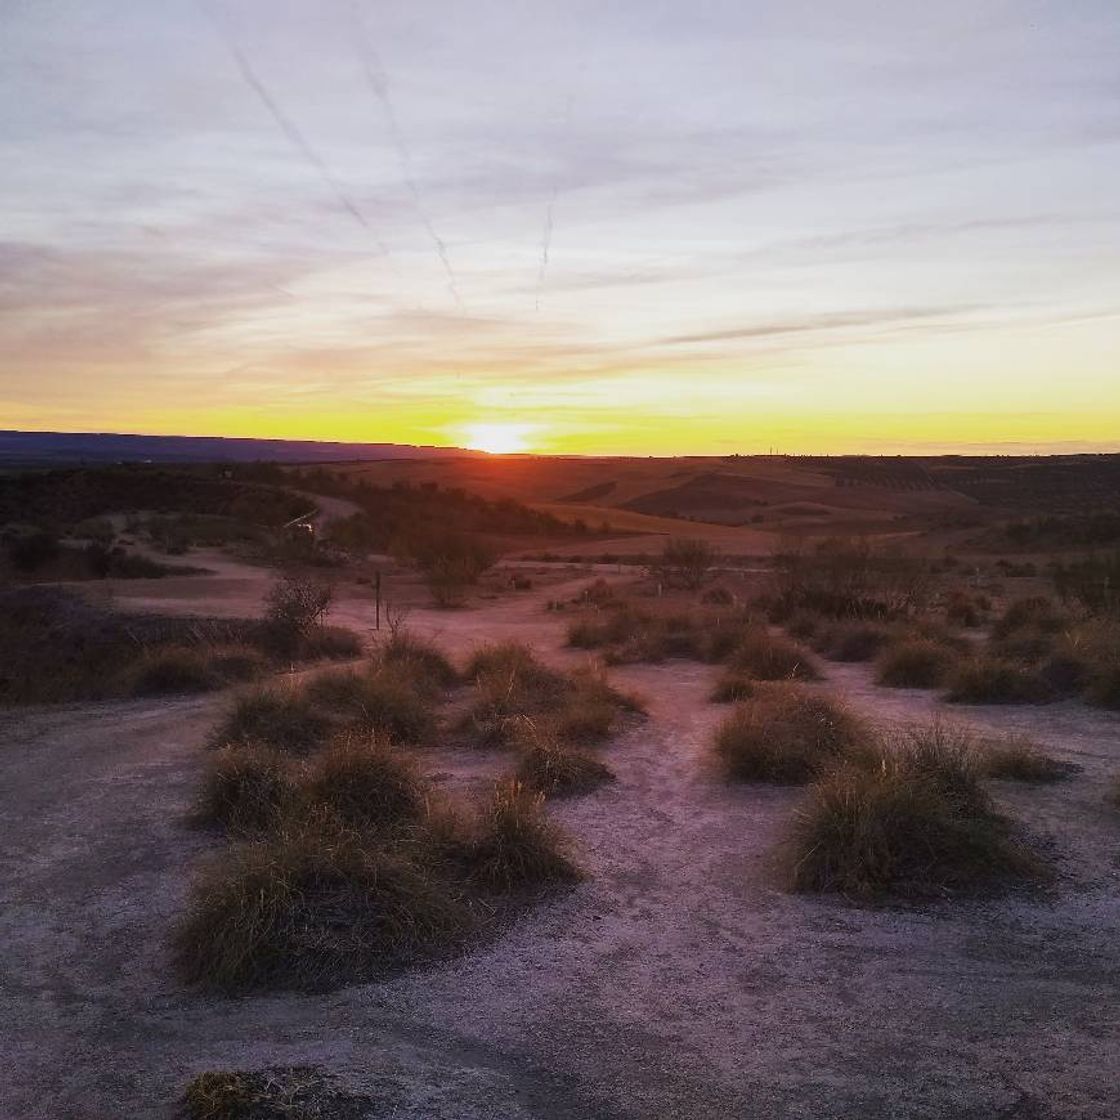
[2, 577, 1119, 1118]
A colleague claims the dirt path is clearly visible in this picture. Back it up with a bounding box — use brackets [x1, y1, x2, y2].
[2, 583, 1119, 1118]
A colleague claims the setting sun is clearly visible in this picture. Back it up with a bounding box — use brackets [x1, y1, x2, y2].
[459, 422, 536, 455]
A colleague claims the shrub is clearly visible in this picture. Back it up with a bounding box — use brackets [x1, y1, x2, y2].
[174, 822, 474, 991]
[729, 631, 818, 680]
[515, 738, 614, 798]
[461, 643, 572, 746]
[875, 638, 958, 688]
[192, 744, 297, 834]
[305, 665, 436, 744]
[301, 735, 426, 830]
[467, 780, 582, 891]
[650, 537, 716, 589]
[212, 686, 330, 754]
[713, 686, 867, 783]
[710, 670, 755, 703]
[262, 575, 335, 656]
[979, 734, 1074, 782]
[946, 656, 1054, 704]
[786, 729, 1047, 899]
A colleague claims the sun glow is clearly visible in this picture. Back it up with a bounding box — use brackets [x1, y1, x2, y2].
[459, 422, 536, 454]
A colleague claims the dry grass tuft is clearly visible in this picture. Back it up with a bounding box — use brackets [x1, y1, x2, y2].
[875, 638, 958, 688]
[304, 665, 436, 744]
[183, 1067, 375, 1120]
[728, 631, 819, 681]
[191, 743, 297, 834]
[713, 685, 868, 783]
[467, 779, 582, 891]
[514, 733, 615, 798]
[978, 734, 1075, 782]
[173, 818, 474, 992]
[946, 655, 1055, 704]
[211, 685, 331, 754]
[378, 631, 458, 695]
[710, 669, 756, 703]
[300, 734, 426, 830]
[786, 723, 1048, 899]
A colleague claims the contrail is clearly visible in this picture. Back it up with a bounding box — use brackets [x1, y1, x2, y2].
[343, 0, 463, 310]
[535, 94, 574, 312]
[198, 0, 392, 259]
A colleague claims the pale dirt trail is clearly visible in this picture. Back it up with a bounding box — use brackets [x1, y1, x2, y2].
[2, 577, 1119, 1119]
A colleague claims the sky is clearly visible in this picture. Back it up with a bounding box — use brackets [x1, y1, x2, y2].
[2, 0, 1119, 455]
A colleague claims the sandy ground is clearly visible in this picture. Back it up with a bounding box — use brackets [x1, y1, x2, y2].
[2, 572, 1119, 1119]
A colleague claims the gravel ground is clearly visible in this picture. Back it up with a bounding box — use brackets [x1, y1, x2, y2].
[2, 577, 1119, 1118]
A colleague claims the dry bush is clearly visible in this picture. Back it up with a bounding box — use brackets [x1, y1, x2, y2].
[710, 670, 755, 703]
[978, 734, 1074, 782]
[786, 724, 1047, 899]
[946, 656, 1055, 704]
[728, 631, 819, 681]
[192, 744, 298, 834]
[304, 665, 436, 744]
[713, 685, 867, 783]
[876, 637, 959, 688]
[211, 685, 331, 754]
[173, 819, 475, 992]
[261, 575, 335, 657]
[650, 536, 717, 589]
[991, 596, 1068, 641]
[467, 780, 582, 891]
[300, 734, 426, 831]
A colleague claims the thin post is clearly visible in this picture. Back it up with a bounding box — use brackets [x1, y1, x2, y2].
[375, 570, 381, 630]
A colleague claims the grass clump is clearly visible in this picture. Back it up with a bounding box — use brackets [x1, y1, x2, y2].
[514, 731, 615, 798]
[728, 631, 819, 681]
[467, 780, 582, 891]
[713, 685, 867, 783]
[183, 1067, 375, 1120]
[786, 724, 1048, 899]
[211, 685, 330, 754]
[811, 620, 891, 663]
[192, 744, 297, 834]
[301, 734, 426, 831]
[710, 669, 755, 703]
[978, 734, 1074, 782]
[875, 638, 958, 688]
[461, 643, 638, 748]
[174, 820, 474, 992]
[378, 630, 458, 695]
[305, 664, 436, 744]
[125, 643, 269, 697]
[946, 656, 1055, 704]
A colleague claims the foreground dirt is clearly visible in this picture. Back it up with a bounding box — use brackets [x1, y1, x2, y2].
[3, 579, 1119, 1118]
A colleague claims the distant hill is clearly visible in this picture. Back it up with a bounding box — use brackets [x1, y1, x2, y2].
[0, 430, 471, 467]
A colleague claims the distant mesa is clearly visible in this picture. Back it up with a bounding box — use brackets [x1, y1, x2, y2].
[0, 430, 471, 467]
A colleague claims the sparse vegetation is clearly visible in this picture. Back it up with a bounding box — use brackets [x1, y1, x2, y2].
[649, 536, 717, 589]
